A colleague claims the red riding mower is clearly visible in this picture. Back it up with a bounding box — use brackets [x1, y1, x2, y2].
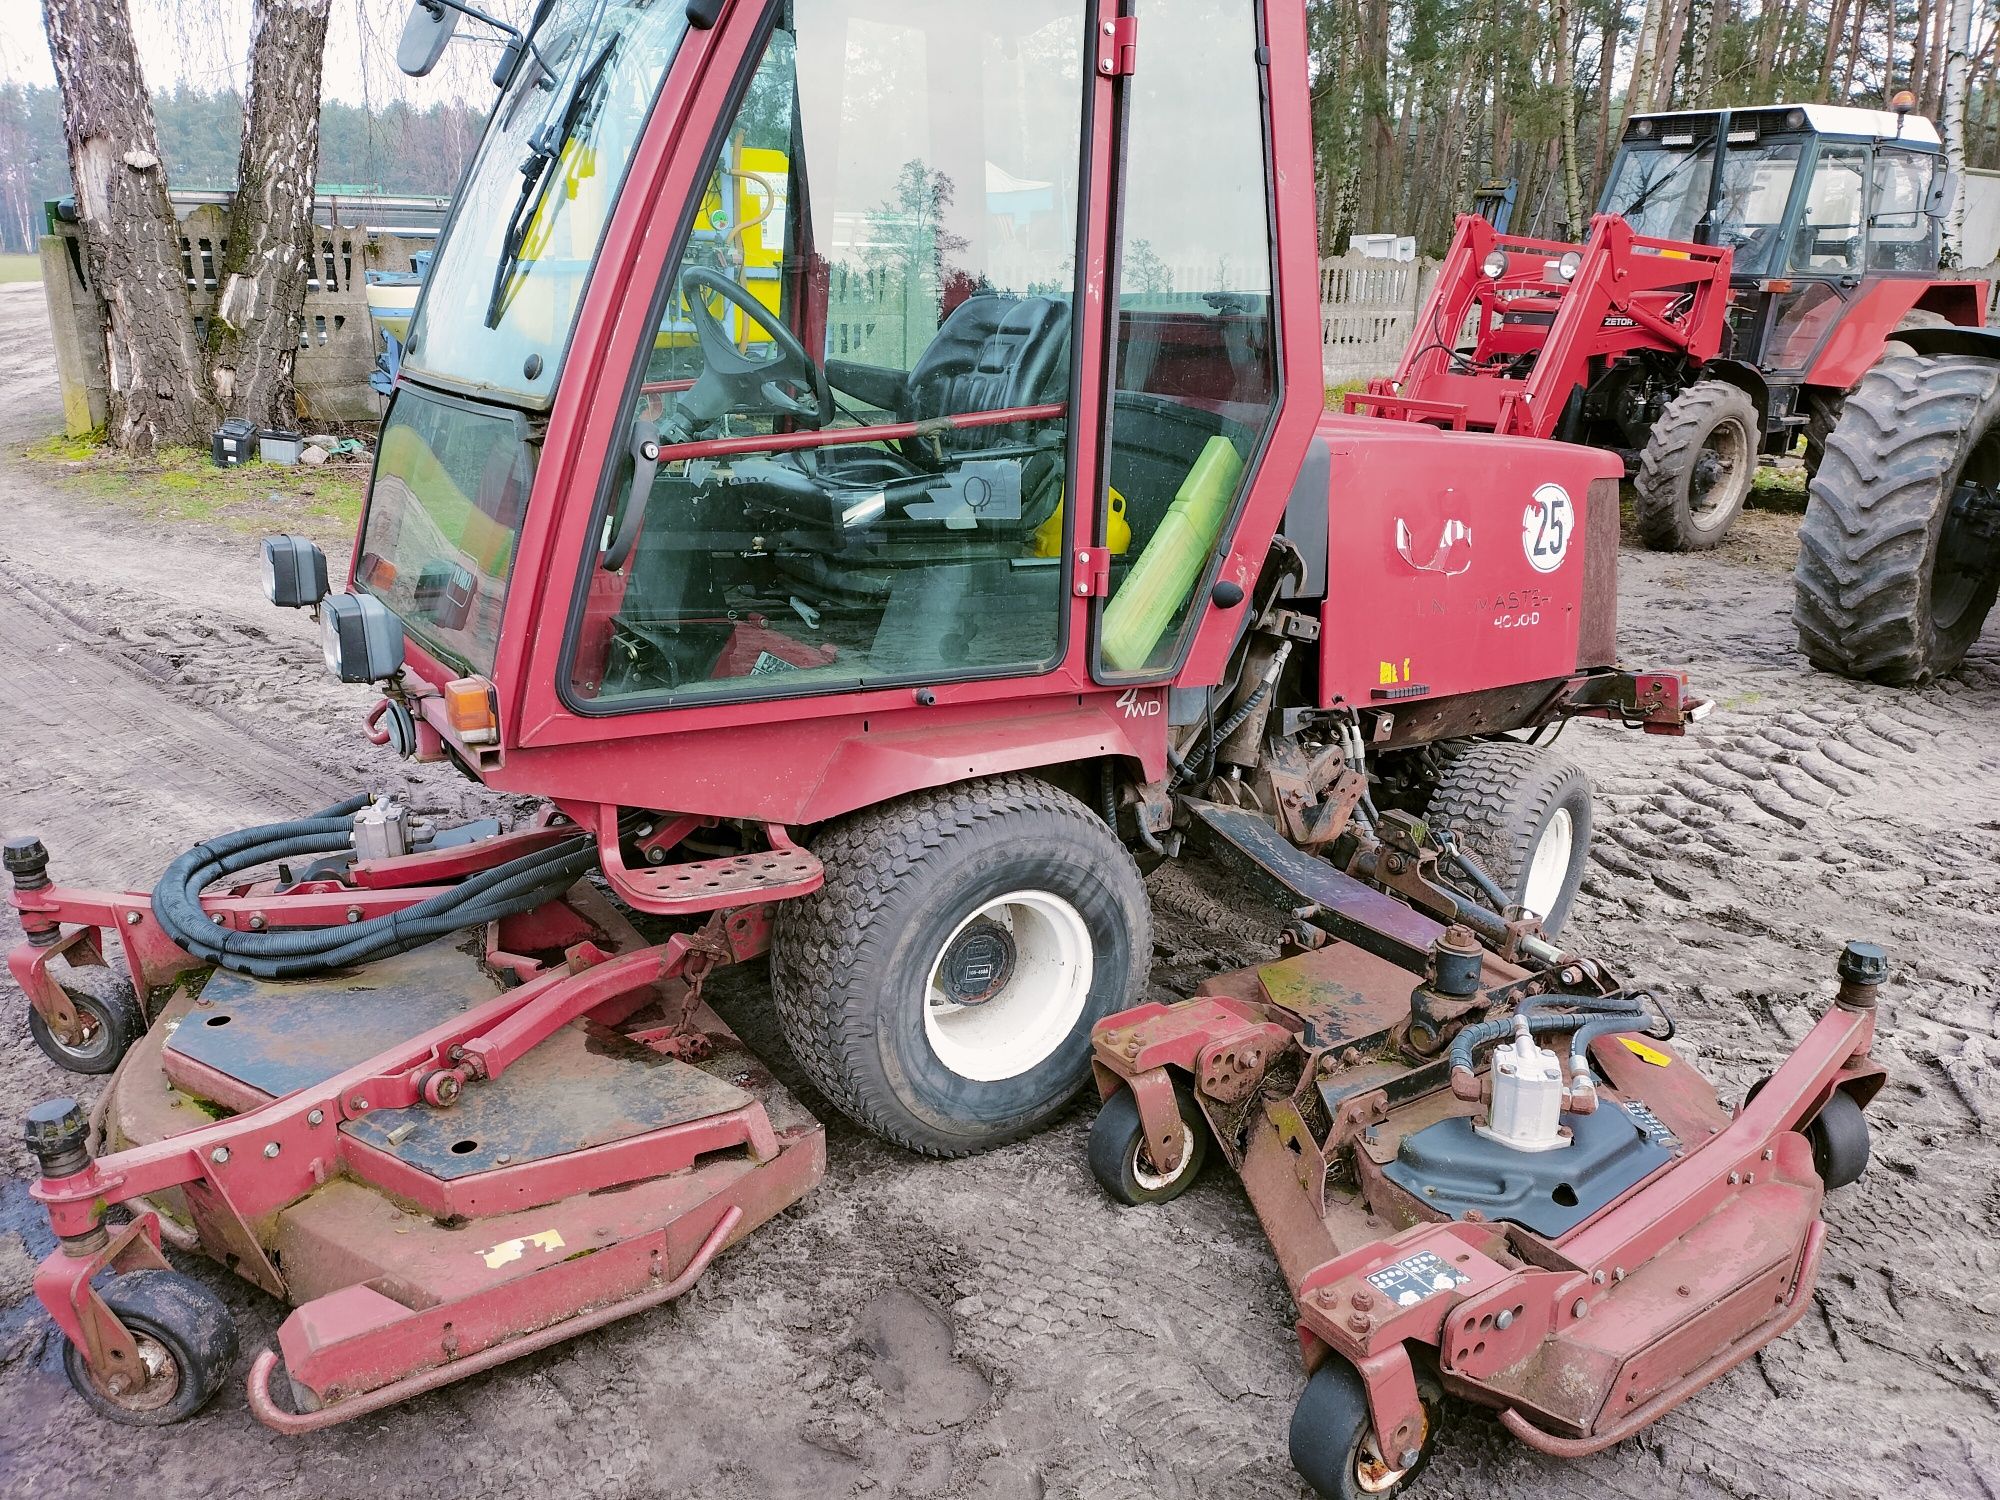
[4, 3, 1881, 1494]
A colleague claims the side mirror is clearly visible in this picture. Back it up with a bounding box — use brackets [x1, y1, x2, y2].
[1927, 169, 1959, 218]
[397, 1, 461, 78]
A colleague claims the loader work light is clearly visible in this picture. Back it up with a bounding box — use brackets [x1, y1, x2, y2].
[261, 535, 329, 609]
[1481, 251, 1508, 279]
[1557, 251, 1583, 282]
[321, 593, 406, 684]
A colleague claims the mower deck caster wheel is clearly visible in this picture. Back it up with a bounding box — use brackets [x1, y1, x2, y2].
[62, 1270, 239, 1425]
[1746, 1078, 1871, 1190]
[28, 984, 145, 1075]
[1289, 1358, 1440, 1500]
[1088, 1083, 1208, 1205]
[1804, 1088, 1871, 1189]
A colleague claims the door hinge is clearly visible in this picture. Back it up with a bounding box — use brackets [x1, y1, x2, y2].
[1074, 546, 1113, 598]
[1097, 16, 1138, 77]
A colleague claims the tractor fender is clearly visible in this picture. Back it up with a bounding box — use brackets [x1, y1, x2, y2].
[1693, 359, 1770, 423]
[1889, 324, 2000, 363]
[1806, 280, 1988, 389]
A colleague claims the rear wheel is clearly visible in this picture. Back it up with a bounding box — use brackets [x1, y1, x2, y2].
[62, 1270, 238, 1425]
[1635, 380, 1761, 551]
[1289, 1357, 1440, 1500]
[1795, 353, 2000, 684]
[771, 775, 1151, 1157]
[1425, 742, 1592, 936]
[1803, 310, 1955, 478]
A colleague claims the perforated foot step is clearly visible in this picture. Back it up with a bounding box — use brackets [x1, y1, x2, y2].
[607, 846, 825, 915]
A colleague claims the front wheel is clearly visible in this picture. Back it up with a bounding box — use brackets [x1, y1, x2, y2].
[1634, 380, 1761, 551]
[1290, 1357, 1440, 1500]
[62, 1270, 238, 1425]
[771, 775, 1152, 1157]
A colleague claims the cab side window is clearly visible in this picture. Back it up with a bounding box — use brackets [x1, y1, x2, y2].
[1869, 150, 1940, 272]
[1791, 145, 1868, 274]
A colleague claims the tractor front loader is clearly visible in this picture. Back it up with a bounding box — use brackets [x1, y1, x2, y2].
[4, 3, 1892, 1494]
[1353, 100, 1989, 558]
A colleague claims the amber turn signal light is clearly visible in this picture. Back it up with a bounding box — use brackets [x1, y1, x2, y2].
[444, 677, 499, 746]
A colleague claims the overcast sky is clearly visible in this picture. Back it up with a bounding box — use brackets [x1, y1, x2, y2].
[0, 1, 532, 108]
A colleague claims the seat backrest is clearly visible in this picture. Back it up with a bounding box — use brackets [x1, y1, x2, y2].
[901, 295, 1071, 440]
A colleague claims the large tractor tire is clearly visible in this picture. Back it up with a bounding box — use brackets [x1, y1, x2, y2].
[771, 774, 1151, 1157]
[1634, 379, 1761, 551]
[1795, 353, 2000, 685]
[1425, 741, 1592, 937]
[1803, 309, 1955, 478]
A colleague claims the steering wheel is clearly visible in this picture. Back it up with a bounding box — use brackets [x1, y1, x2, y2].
[676, 267, 832, 431]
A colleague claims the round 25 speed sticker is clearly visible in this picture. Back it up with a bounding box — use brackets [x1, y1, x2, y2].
[1523, 483, 1573, 573]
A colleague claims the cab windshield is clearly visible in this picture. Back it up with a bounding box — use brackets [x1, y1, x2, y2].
[402, 0, 691, 405]
[1600, 140, 1717, 242]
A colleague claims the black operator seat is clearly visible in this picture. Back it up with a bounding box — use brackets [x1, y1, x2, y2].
[899, 293, 1071, 447]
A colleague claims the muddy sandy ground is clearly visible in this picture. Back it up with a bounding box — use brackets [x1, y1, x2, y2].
[0, 279, 1995, 1500]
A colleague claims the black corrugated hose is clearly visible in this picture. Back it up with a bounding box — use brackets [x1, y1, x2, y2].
[150, 795, 598, 981]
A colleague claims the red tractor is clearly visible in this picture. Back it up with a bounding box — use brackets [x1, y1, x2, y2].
[1351, 101, 1987, 555]
[5, 3, 1892, 1494]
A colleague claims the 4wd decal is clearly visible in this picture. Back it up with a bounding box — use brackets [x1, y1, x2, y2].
[1523, 483, 1573, 574]
[1116, 688, 1163, 719]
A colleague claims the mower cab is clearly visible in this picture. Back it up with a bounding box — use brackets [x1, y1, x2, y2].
[6, 0, 1772, 1469]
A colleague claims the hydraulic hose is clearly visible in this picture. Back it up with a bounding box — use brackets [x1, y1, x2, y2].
[1437, 834, 1510, 913]
[150, 798, 597, 981]
[1449, 995, 1670, 1106]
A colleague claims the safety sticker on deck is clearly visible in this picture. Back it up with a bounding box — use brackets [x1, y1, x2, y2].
[479, 1229, 566, 1270]
[1621, 1100, 1682, 1152]
[1619, 1037, 1673, 1067]
[1366, 1251, 1471, 1309]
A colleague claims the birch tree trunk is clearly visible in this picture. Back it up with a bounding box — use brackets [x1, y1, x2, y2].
[1554, 0, 1584, 234]
[213, 0, 333, 430]
[41, 0, 214, 452]
[1941, 0, 1972, 260]
[1623, 0, 1665, 131]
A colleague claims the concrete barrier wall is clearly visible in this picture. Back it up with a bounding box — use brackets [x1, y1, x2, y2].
[40, 200, 434, 436]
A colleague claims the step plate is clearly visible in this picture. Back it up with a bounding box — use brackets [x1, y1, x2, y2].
[341, 1023, 751, 1180]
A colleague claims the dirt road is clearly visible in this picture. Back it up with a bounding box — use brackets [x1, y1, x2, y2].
[0, 280, 1995, 1500]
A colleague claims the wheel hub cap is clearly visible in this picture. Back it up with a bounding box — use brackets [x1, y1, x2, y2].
[923, 890, 1093, 1083]
[937, 919, 1016, 1006]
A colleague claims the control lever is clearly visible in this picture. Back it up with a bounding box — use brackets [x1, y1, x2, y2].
[600, 424, 662, 571]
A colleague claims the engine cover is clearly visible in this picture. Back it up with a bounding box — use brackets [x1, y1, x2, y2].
[1383, 1099, 1674, 1237]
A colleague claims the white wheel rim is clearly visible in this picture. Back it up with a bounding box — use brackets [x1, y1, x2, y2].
[1131, 1125, 1194, 1190]
[1520, 807, 1575, 922]
[923, 889, 1093, 1083]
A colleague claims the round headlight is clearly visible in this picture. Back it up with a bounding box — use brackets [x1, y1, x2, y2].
[260, 535, 329, 609]
[1558, 251, 1583, 282]
[320, 593, 406, 685]
[1481, 251, 1508, 279]
[1634, 119, 1654, 137]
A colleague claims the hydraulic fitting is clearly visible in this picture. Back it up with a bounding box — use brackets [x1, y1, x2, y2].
[1430, 925, 1484, 998]
[1835, 940, 1887, 1011]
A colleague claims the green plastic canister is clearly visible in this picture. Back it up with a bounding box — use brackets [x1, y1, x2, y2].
[1100, 435, 1244, 671]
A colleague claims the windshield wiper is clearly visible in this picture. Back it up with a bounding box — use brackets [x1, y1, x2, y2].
[1620, 151, 1702, 223]
[484, 27, 621, 329]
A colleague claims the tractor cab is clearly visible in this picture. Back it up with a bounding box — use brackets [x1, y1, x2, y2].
[1601, 102, 1951, 372]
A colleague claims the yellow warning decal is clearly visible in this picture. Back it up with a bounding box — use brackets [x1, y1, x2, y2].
[1620, 1037, 1672, 1067]
[479, 1229, 566, 1270]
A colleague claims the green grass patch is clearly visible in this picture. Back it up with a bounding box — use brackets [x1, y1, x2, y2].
[21, 438, 366, 541]
[0, 253, 41, 284]
[1325, 379, 1369, 409]
[1748, 458, 1809, 514]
